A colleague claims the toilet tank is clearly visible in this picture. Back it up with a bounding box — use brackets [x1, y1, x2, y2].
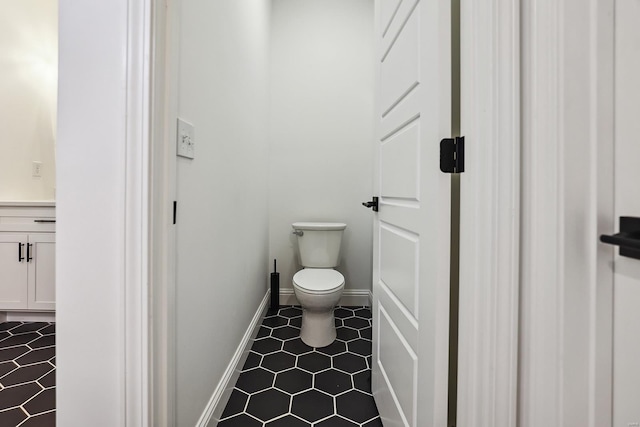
[292, 222, 347, 268]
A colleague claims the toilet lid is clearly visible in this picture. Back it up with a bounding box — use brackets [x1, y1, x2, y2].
[293, 269, 344, 294]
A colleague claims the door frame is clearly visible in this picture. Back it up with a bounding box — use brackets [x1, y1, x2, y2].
[457, 0, 520, 425]
[517, 0, 615, 426]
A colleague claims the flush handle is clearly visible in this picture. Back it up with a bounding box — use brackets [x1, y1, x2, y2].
[362, 197, 379, 212]
[292, 230, 304, 237]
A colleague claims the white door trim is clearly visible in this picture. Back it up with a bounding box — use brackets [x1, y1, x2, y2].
[518, 0, 615, 426]
[457, 0, 520, 426]
[124, 0, 152, 425]
[149, 0, 179, 426]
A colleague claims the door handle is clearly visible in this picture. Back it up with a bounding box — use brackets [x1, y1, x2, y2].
[18, 243, 24, 262]
[600, 216, 640, 260]
[362, 197, 379, 212]
[27, 243, 33, 262]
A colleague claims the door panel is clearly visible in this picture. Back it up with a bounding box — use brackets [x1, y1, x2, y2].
[613, 0, 640, 424]
[28, 233, 56, 310]
[373, 0, 451, 426]
[0, 234, 28, 309]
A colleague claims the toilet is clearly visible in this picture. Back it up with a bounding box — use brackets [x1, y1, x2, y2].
[291, 222, 346, 348]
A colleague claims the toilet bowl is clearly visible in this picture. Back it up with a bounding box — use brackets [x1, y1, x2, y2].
[291, 222, 347, 348]
[293, 268, 344, 347]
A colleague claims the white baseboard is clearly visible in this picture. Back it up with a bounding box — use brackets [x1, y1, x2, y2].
[195, 290, 270, 427]
[2, 312, 56, 322]
[279, 288, 372, 307]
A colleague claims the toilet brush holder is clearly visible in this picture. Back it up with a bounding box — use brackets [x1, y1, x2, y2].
[270, 259, 280, 313]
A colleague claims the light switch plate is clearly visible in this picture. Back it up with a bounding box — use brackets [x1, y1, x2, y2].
[177, 118, 195, 159]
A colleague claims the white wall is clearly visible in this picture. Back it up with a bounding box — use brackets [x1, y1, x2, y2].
[269, 0, 374, 294]
[173, 2, 271, 426]
[0, 0, 57, 201]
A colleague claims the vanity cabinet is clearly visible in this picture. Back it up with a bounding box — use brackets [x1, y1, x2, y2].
[0, 203, 55, 311]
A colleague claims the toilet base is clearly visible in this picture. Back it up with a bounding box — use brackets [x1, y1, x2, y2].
[299, 309, 337, 348]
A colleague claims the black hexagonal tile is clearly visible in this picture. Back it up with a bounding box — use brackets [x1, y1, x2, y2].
[354, 308, 372, 319]
[333, 353, 367, 374]
[279, 307, 302, 318]
[297, 352, 331, 373]
[334, 308, 354, 319]
[353, 370, 372, 394]
[289, 317, 302, 328]
[20, 411, 56, 427]
[15, 348, 56, 367]
[0, 346, 29, 363]
[347, 339, 372, 356]
[38, 369, 55, 389]
[0, 362, 52, 387]
[23, 387, 55, 416]
[221, 389, 248, 418]
[283, 338, 313, 355]
[366, 355, 372, 370]
[38, 324, 55, 335]
[252, 337, 282, 355]
[0, 322, 21, 332]
[263, 316, 288, 328]
[265, 414, 309, 427]
[242, 352, 262, 371]
[315, 369, 352, 396]
[235, 368, 274, 394]
[360, 327, 372, 340]
[316, 416, 359, 427]
[0, 407, 28, 426]
[218, 413, 262, 427]
[275, 368, 313, 394]
[336, 327, 359, 342]
[262, 352, 296, 373]
[272, 326, 300, 341]
[28, 335, 55, 349]
[316, 340, 346, 356]
[246, 388, 290, 421]
[256, 326, 271, 339]
[334, 318, 343, 327]
[0, 361, 17, 377]
[336, 390, 379, 423]
[363, 417, 384, 427]
[0, 382, 42, 410]
[10, 323, 48, 334]
[0, 332, 40, 347]
[291, 389, 334, 422]
[343, 317, 370, 330]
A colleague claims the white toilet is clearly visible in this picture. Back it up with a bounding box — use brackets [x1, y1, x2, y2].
[291, 222, 346, 348]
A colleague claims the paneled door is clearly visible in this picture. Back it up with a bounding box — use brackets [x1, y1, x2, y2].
[372, 0, 452, 426]
[613, 0, 640, 424]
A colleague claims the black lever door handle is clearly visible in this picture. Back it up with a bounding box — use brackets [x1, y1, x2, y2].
[600, 216, 640, 260]
[18, 243, 24, 262]
[362, 197, 379, 212]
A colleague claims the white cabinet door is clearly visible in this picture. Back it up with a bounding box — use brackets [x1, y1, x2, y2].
[613, 1, 640, 424]
[0, 234, 29, 310]
[372, 0, 452, 426]
[27, 233, 56, 311]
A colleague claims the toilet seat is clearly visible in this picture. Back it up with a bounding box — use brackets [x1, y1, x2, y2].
[293, 269, 344, 294]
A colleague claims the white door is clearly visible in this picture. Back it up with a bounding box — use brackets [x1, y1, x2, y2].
[0, 233, 28, 309]
[613, 1, 640, 424]
[27, 233, 56, 310]
[372, 0, 452, 426]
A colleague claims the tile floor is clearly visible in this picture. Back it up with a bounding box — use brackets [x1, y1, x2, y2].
[217, 306, 382, 427]
[0, 322, 56, 427]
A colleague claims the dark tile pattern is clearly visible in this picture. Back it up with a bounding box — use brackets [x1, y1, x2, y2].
[218, 306, 380, 427]
[0, 322, 55, 426]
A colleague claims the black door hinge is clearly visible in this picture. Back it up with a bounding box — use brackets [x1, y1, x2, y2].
[440, 136, 465, 173]
[173, 201, 177, 225]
